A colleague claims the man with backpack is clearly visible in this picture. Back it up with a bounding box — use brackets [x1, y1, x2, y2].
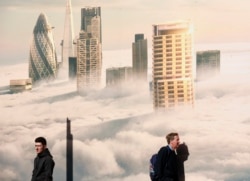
[155, 132, 180, 181]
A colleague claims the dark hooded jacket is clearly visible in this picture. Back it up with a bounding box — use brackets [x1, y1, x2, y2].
[156, 145, 179, 181]
[31, 148, 55, 181]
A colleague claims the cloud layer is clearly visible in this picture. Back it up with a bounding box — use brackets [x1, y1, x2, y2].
[1, 46, 250, 181]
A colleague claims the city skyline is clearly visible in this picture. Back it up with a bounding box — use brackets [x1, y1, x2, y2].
[1, 49, 250, 180]
[1, 0, 250, 65]
[1, 1, 250, 180]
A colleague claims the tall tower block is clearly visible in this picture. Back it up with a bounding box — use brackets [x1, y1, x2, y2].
[152, 21, 194, 109]
[66, 118, 73, 181]
[77, 7, 102, 94]
[81, 7, 102, 43]
[62, 0, 75, 71]
[132, 34, 148, 81]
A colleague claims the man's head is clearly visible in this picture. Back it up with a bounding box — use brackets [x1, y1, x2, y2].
[166, 132, 180, 150]
[34, 137, 47, 154]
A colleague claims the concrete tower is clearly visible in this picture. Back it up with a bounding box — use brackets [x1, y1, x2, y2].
[77, 7, 102, 94]
[152, 21, 194, 109]
[196, 50, 220, 81]
[62, 0, 75, 71]
[29, 13, 58, 83]
[132, 34, 148, 81]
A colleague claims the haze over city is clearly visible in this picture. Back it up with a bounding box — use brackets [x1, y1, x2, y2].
[1, 1, 250, 181]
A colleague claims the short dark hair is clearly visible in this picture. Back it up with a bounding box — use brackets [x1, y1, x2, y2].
[35, 137, 47, 145]
[166, 132, 178, 144]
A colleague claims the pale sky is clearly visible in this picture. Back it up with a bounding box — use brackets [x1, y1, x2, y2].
[1, 0, 250, 65]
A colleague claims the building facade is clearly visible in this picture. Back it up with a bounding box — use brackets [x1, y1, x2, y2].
[69, 57, 77, 79]
[77, 7, 102, 93]
[10, 79, 32, 93]
[132, 34, 148, 81]
[81, 7, 102, 43]
[152, 21, 194, 109]
[29, 13, 58, 83]
[106, 67, 132, 86]
[196, 50, 220, 81]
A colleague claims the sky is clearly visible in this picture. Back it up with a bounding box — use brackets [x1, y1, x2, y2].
[1, 46, 250, 181]
[1, 0, 250, 65]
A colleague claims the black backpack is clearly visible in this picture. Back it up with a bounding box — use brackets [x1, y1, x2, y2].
[149, 153, 159, 181]
[149, 146, 170, 181]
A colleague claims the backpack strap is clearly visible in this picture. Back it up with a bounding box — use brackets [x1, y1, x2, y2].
[163, 146, 171, 170]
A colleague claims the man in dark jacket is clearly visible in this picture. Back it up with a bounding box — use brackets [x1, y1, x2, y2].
[31, 137, 55, 181]
[156, 132, 180, 181]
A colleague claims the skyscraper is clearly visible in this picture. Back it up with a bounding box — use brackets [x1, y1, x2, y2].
[69, 57, 77, 79]
[66, 118, 73, 181]
[61, 0, 75, 72]
[81, 7, 102, 43]
[29, 13, 58, 83]
[152, 21, 194, 109]
[77, 7, 102, 93]
[132, 34, 148, 81]
[196, 50, 220, 81]
[106, 67, 132, 86]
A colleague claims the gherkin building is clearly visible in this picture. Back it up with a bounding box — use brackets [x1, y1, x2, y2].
[29, 13, 58, 83]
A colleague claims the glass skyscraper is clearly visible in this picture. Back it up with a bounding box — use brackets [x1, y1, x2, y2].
[132, 34, 148, 81]
[29, 13, 58, 83]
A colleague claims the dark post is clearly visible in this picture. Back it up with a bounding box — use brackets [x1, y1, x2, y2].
[66, 118, 73, 181]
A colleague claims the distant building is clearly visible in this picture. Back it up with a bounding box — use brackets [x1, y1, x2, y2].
[81, 7, 102, 43]
[152, 21, 194, 109]
[132, 34, 148, 81]
[196, 50, 220, 80]
[10, 78, 32, 93]
[61, 0, 75, 71]
[106, 67, 132, 86]
[29, 13, 58, 84]
[69, 57, 77, 79]
[66, 118, 73, 181]
[77, 7, 102, 93]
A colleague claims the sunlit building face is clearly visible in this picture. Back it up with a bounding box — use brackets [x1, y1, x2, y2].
[152, 21, 194, 109]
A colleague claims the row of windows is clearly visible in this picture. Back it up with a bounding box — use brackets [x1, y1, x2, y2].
[153, 72, 192, 77]
[153, 64, 192, 70]
[154, 43, 192, 49]
[156, 81, 193, 86]
[153, 48, 192, 54]
[153, 37, 192, 44]
[156, 98, 193, 104]
[153, 53, 191, 58]
[154, 34, 189, 39]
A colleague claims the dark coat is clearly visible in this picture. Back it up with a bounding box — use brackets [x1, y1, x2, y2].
[156, 146, 179, 181]
[177, 143, 189, 181]
[31, 148, 55, 181]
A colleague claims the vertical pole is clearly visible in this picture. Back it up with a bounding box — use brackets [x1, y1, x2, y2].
[66, 118, 73, 181]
